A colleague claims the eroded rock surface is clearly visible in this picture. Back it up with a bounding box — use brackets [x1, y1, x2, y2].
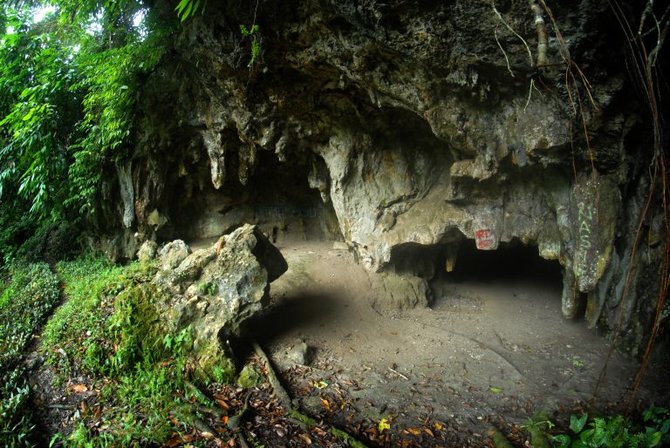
[152, 224, 287, 377]
[101, 0, 667, 355]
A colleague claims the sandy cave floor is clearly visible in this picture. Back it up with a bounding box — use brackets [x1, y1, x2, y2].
[26, 237, 669, 447]
[239, 239, 669, 443]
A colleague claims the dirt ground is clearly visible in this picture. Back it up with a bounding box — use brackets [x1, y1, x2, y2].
[25, 237, 669, 447]
[248, 239, 669, 443]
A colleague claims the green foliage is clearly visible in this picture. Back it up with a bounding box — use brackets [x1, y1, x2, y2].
[0, 7, 80, 221]
[551, 409, 670, 448]
[0, 376, 33, 448]
[175, 0, 207, 22]
[196, 279, 217, 295]
[0, 1, 170, 259]
[570, 413, 589, 434]
[41, 257, 150, 376]
[66, 26, 168, 215]
[524, 416, 553, 448]
[0, 204, 33, 265]
[240, 23, 262, 68]
[163, 325, 193, 354]
[41, 257, 218, 446]
[0, 262, 61, 371]
[0, 262, 61, 447]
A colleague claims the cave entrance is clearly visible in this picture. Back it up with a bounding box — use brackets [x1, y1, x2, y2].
[430, 239, 564, 317]
[173, 148, 341, 246]
[445, 239, 562, 284]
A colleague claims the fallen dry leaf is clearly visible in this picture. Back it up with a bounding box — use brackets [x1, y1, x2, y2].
[69, 384, 87, 393]
[164, 435, 182, 448]
[405, 427, 422, 436]
[298, 433, 312, 444]
[313, 427, 328, 436]
[164, 432, 195, 447]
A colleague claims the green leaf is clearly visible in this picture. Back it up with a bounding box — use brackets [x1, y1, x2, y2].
[176, 0, 207, 21]
[646, 429, 662, 447]
[571, 440, 588, 448]
[175, 0, 190, 15]
[183, 2, 194, 21]
[551, 434, 572, 448]
[21, 108, 34, 121]
[579, 428, 595, 443]
[570, 413, 589, 434]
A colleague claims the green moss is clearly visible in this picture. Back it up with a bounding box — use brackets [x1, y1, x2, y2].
[37, 255, 242, 446]
[196, 280, 217, 296]
[191, 340, 236, 384]
[237, 364, 262, 388]
[108, 283, 170, 372]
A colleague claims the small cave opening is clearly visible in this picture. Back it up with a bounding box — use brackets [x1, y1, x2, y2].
[445, 239, 562, 284]
[430, 238, 564, 316]
[168, 148, 341, 246]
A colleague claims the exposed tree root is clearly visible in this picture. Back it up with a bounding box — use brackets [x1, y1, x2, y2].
[252, 341, 369, 448]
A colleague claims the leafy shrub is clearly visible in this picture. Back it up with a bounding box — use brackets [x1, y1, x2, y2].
[1, 3, 169, 246]
[0, 204, 34, 267]
[552, 408, 670, 448]
[41, 257, 145, 376]
[0, 262, 61, 447]
[16, 221, 81, 263]
[42, 258, 204, 446]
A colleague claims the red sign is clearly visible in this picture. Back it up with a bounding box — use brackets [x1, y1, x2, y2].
[475, 228, 496, 250]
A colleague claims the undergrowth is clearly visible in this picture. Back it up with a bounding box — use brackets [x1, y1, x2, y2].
[41, 257, 204, 446]
[551, 407, 670, 448]
[0, 262, 60, 447]
[504, 406, 670, 448]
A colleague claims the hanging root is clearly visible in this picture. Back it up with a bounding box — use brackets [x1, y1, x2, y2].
[524, 78, 542, 112]
[590, 0, 669, 407]
[495, 28, 515, 77]
[530, 1, 548, 67]
[491, 0, 534, 69]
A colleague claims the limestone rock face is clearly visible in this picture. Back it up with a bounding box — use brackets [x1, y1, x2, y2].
[158, 240, 191, 270]
[152, 224, 287, 375]
[137, 240, 158, 263]
[111, 0, 666, 354]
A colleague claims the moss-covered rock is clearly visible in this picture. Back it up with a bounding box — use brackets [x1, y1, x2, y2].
[150, 224, 287, 378]
[236, 364, 262, 388]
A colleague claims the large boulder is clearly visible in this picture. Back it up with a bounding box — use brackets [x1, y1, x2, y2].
[153, 224, 287, 378]
[158, 240, 191, 270]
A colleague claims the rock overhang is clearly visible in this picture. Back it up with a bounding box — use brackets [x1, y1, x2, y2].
[107, 0, 665, 355]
